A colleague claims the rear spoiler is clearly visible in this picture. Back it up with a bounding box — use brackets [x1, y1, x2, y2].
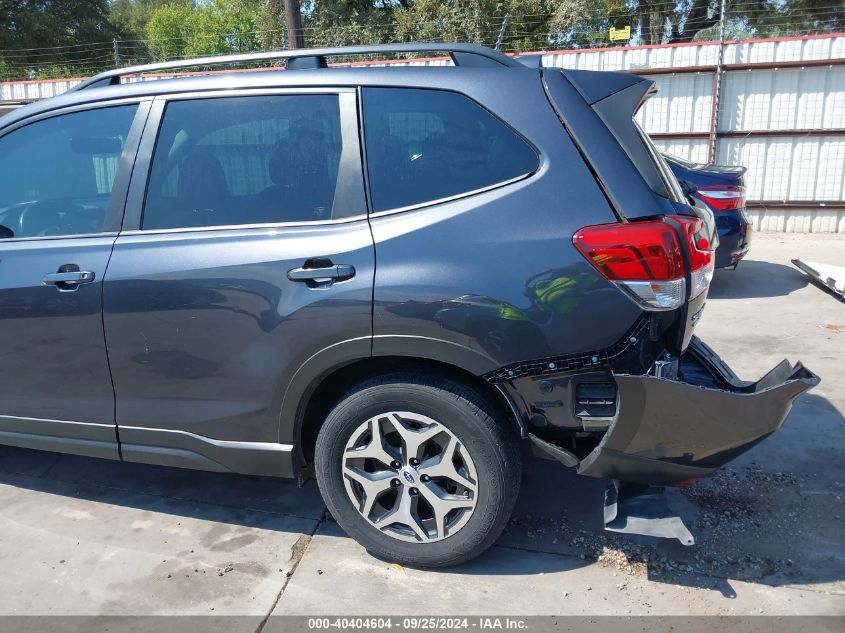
[523, 56, 655, 106]
[542, 67, 678, 221]
[561, 69, 651, 106]
[514, 54, 543, 68]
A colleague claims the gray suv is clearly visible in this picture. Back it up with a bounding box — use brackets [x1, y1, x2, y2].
[0, 44, 818, 567]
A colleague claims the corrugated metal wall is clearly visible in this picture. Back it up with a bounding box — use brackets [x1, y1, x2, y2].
[0, 78, 82, 101]
[2, 34, 844, 232]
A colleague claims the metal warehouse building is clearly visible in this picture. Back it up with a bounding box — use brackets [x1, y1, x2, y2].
[1, 32, 843, 232]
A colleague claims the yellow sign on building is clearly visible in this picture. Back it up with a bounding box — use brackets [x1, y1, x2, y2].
[609, 26, 631, 42]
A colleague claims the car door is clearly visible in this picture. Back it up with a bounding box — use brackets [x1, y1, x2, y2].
[0, 101, 148, 459]
[102, 89, 373, 475]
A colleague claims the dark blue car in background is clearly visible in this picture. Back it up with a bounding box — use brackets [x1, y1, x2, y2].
[664, 153, 752, 269]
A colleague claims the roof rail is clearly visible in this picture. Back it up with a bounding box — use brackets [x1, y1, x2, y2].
[70, 42, 522, 91]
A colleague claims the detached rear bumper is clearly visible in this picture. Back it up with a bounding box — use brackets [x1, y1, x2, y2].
[577, 337, 819, 486]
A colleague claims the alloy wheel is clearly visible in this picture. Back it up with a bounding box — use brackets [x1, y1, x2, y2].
[341, 411, 478, 543]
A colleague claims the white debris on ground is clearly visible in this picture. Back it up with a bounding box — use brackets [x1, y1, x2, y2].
[505, 463, 841, 585]
[792, 259, 845, 300]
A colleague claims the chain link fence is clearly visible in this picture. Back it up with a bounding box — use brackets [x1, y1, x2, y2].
[0, 2, 843, 81]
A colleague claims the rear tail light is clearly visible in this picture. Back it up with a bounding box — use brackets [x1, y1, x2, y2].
[667, 215, 715, 300]
[695, 184, 745, 211]
[573, 216, 714, 311]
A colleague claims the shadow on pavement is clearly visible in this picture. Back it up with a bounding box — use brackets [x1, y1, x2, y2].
[1, 392, 843, 597]
[708, 260, 807, 299]
[0, 444, 325, 531]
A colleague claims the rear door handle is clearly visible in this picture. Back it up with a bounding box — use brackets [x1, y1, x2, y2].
[287, 264, 355, 283]
[43, 270, 96, 289]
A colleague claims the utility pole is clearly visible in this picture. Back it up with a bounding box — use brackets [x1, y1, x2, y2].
[707, 0, 727, 163]
[112, 38, 121, 68]
[283, 0, 304, 49]
[495, 14, 510, 51]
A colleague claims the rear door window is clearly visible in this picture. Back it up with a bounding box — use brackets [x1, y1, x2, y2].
[362, 88, 538, 212]
[142, 94, 351, 230]
[0, 105, 137, 238]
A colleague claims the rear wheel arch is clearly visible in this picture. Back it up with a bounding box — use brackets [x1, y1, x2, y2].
[281, 339, 525, 474]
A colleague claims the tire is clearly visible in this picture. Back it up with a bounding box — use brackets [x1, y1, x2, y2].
[314, 372, 521, 568]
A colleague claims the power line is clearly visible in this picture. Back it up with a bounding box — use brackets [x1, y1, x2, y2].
[0, 6, 842, 81]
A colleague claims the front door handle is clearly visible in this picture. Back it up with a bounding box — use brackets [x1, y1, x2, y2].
[287, 264, 355, 284]
[43, 270, 96, 290]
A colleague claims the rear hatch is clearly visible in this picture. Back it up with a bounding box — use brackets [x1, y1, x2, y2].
[542, 68, 716, 355]
[535, 67, 819, 544]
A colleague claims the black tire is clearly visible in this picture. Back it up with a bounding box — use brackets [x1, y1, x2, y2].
[314, 371, 522, 568]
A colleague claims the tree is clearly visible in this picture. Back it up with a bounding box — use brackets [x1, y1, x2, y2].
[393, 0, 559, 52]
[146, 0, 264, 60]
[284, 0, 305, 48]
[103, 1, 196, 65]
[0, 0, 115, 78]
[144, 0, 294, 60]
[547, 0, 634, 49]
[110, 1, 190, 42]
[670, 0, 720, 43]
[634, 0, 845, 45]
[257, 0, 285, 49]
[146, 3, 194, 60]
[0, 0, 114, 50]
[302, 0, 396, 48]
[1, 0, 842, 80]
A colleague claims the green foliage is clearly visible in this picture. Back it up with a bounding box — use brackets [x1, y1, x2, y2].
[0, 0, 841, 81]
[146, 0, 265, 60]
[0, 0, 116, 79]
[146, 3, 193, 60]
[303, 0, 396, 47]
[33, 64, 87, 80]
[256, 0, 285, 50]
[0, 0, 115, 50]
[109, 1, 191, 63]
[392, 0, 558, 50]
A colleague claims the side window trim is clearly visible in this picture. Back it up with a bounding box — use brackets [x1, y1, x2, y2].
[0, 98, 151, 242]
[123, 98, 166, 232]
[335, 91, 367, 220]
[367, 171, 538, 218]
[103, 101, 153, 232]
[122, 89, 366, 233]
[356, 87, 376, 216]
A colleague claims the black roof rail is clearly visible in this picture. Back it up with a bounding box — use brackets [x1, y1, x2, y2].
[70, 42, 522, 91]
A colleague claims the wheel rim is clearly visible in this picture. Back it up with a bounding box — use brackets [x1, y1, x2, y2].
[341, 411, 479, 543]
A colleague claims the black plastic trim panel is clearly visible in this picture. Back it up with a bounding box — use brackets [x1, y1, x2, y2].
[483, 316, 650, 384]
